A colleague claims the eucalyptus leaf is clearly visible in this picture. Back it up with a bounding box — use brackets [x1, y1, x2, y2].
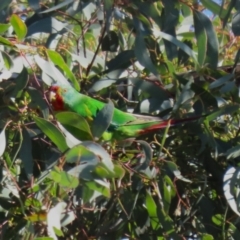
[0, 127, 6, 157]
[47, 202, 67, 240]
[134, 32, 160, 78]
[10, 14, 27, 41]
[27, 17, 68, 36]
[35, 55, 71, 86]
[19, 128, 33, 179]
[193, 11, 219, 68]
[91, 99, 114, 140]
[33, 116, 68, 153]
[223, 167, 240, 216]
[56, 111, 93, 141]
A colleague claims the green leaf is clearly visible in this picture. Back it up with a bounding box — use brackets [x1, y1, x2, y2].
[47, 202, 66, 239]
[162, 175, 175, 213]
[0, 51, 13, 69]
[165, 161, 192, 183]
[40, 0, 75, 13]
[94, 163, 114, 178]
[162, 179, 171, 214]
[50, 166, 79, 188]
[28, 87, 49, 119]
[226, 145, 240, 159]
[56, 112, 93, 141]
[101, 30, 119, 52]
[137, 13, 153, 30]
[178, 40, 192, 65]
[173, 80, 195, 112]
[89, 71, 119, 92]
[181, 4, 191, 17]
[85, 181, 110, 198]
[34, 238, 53, 240]
[209, 73, 234, 89]
[138, 2, 161, 27]
[46, 49, 79, 91]
[232, 11, 240, 36]
[145, 190, 159, 230]
[68, 164, 96, 181]
[212, 214, 224, 226]
[157, 208, 181, 239]
[155, 30, 198, 66]
[81, 141, 114, 172]
[201, 234, 214, 240]
[0, 127, 6, 157]
[104, 0, 113, 11]
[135, 140, 152, 171]
[27, 17, 68, 36]
[193, 12, 207, 66]
[0, 36, 14, 47]
[53, 226, 64, 237]
[82, 186, 95, 203]
[34, 55, 70, 86]
[66, 144, 102, 181]
[93, 163, 125, 179]
[113, 164, 125, 179]
[70, 49, 104, 69]
[194, 11, 219, 68]
[223, 0, 236, 28]
[33, 116, 68, 152]
[19, 128, 33, 178]
[11, 67, 29, 98]
[0, 0, 9, 11]
[175, 74, 218, 111]
[91, 100, 114, 140]
[65, 144, 96, 164]
[228, 222, 240, 239]
[105, 2, 113, 32]
[134, 33, 160, 77]
[106, 50, 135, 70]
[0, 23, 10, 34]
[10, 14, 27, 41]
[201, 0, 228, 19]
[205, 104, 239, 122]
[223, 167, 240, 216]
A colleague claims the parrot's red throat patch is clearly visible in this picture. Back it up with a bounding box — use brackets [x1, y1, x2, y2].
[49, 86, 65, 111]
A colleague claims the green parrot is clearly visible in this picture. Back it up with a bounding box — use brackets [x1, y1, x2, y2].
[49, 84, 201, 141]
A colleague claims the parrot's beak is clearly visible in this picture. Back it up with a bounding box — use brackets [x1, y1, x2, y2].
[48, 90, 56, 102]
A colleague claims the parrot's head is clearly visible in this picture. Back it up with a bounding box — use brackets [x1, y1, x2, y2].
[49, 84, 81, 111]
[49, 85, 66, 111]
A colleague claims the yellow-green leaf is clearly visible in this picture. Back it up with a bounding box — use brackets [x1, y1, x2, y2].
[46, 50, 79, 91]
[10, 14, 27, 41]
[33, 116, 68, 153]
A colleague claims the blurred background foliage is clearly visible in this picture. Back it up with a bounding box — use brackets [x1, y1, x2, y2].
[1, 0, 240, 239]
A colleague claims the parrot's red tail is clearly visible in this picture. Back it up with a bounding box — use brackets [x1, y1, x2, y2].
[138, 115, 203, 135]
